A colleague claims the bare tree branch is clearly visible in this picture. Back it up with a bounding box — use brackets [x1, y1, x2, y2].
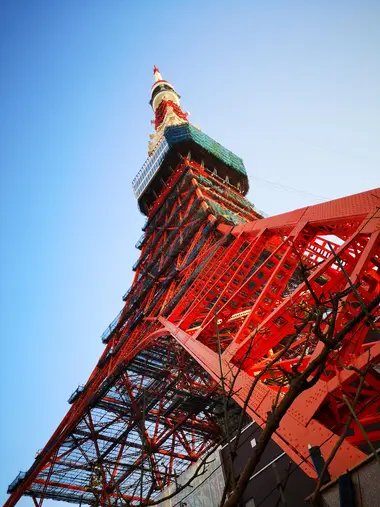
[222, 292, 380, 507]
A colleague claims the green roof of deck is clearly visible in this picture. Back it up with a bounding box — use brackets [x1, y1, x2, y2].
[164, 124, 247, 177]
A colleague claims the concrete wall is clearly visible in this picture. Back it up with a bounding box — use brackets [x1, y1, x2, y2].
[220, 421, 315, 507]
[320, 453, 380, 507]
[156, 448, 225, 507]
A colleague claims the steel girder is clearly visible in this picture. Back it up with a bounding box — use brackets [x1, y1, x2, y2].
[10, 338, 222, 505]
[160, 187, 380, 480]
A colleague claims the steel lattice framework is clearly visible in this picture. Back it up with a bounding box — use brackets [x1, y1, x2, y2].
[6, 68, 380, 506]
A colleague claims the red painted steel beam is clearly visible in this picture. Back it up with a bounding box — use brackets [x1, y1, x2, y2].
[32, 479, 146, 502]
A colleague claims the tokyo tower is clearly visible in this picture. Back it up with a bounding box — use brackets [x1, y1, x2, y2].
[6, 67, 380, 506]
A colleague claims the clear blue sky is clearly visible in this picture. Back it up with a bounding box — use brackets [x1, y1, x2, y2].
[1, 1, 379, 504]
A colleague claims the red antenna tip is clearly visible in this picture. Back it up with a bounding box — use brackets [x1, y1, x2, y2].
[153, 65, 160, 74]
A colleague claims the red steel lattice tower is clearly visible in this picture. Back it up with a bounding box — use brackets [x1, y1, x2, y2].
[6, 67, 380, 506]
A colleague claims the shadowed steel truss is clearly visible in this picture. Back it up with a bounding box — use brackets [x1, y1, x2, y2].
[14, 338, 224, 505]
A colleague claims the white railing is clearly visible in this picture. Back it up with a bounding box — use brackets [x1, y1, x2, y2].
[132, 138, 169, 199]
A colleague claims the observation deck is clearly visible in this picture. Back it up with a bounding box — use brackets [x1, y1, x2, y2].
[132, 124, 249, 214]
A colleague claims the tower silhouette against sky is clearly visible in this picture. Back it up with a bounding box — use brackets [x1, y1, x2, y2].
[6, 68, 380, 506]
